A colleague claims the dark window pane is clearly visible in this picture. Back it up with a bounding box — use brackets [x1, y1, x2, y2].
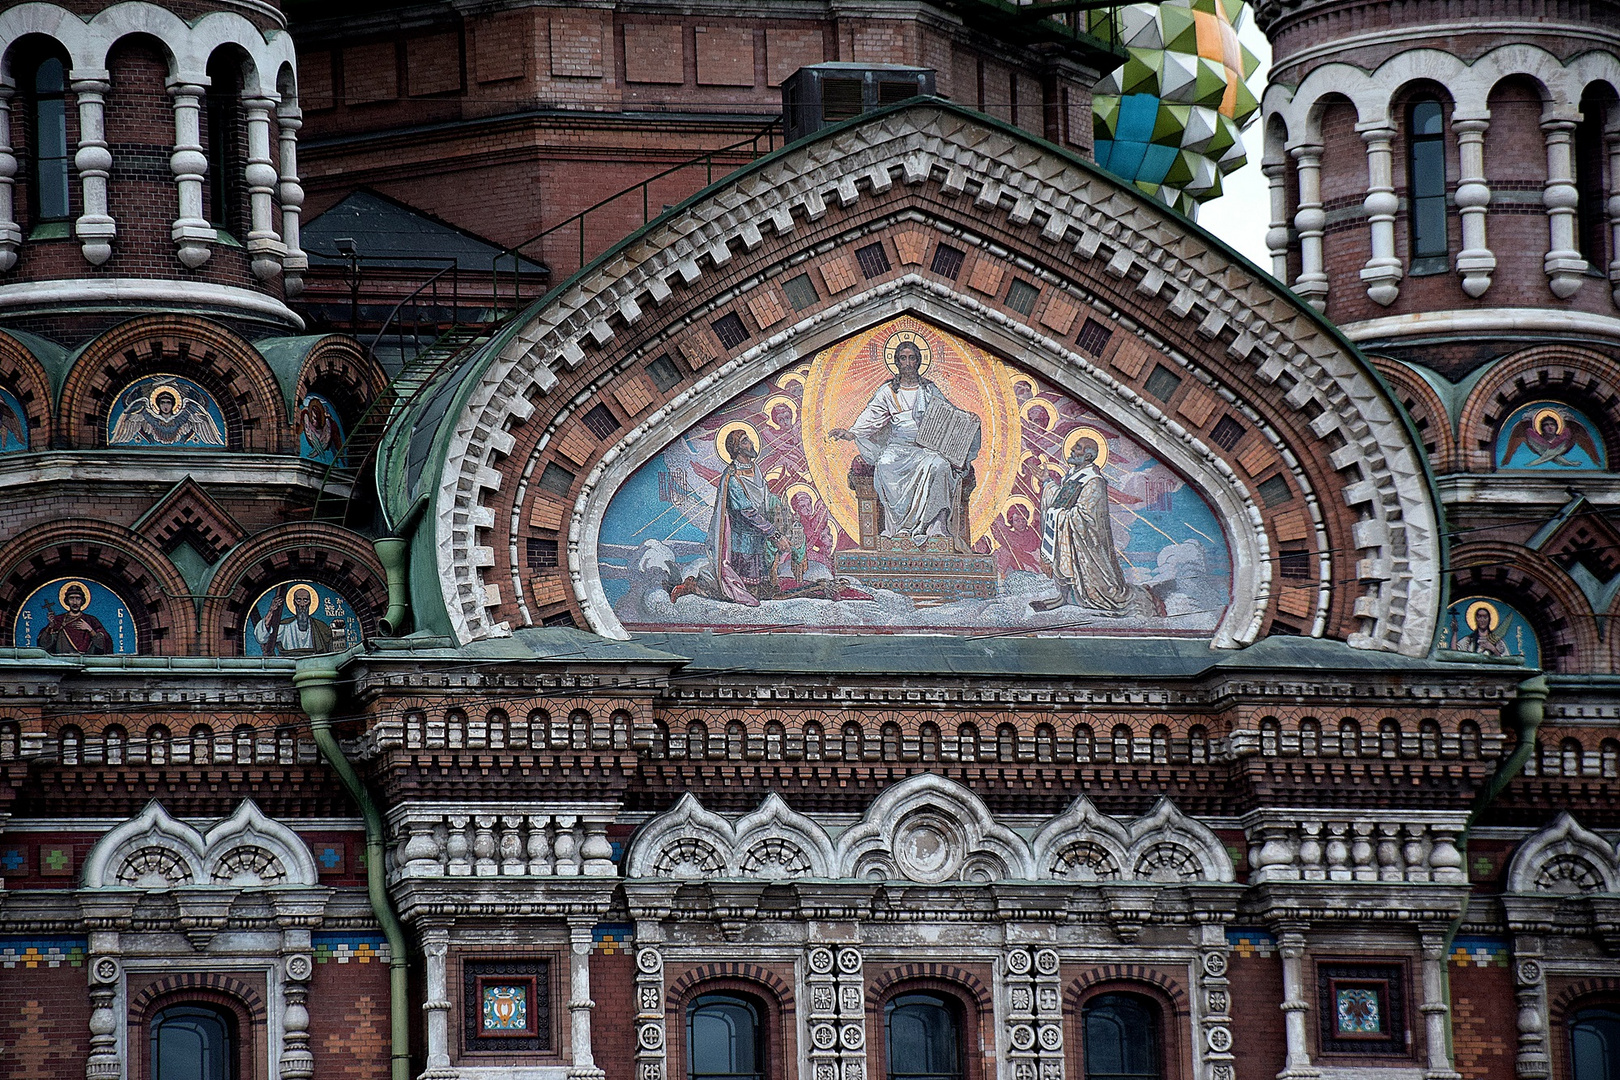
[857, 242, 891, 279]
[689, 995, 761, 1080]
[1144, 364, 1183, 402]
[1083, 994, 1160, 1080]
[1257, 474, 1293, 506]
[31, 60, 70, 222]
[1412, 100, 1443, 137]
[713, 313, 749, 350]
[539, 461, 576, 496]
[887, 994, 961, 1080]
[879, 80, 915, 105]
[1408, 100, 1448, 259]
[1077, 318, 1114, 356]
[783, 272, 819, 310]
[1006, 279, 1039, 315]
[647, 354, 682, 393]
[823, 78, 863, 122]
[152, 1007, 232, 1080]
[1571, 1009, 1620, 1080]
[581, 403, 621, 440]
[1210, 415, 1246, 451]
[929, 244, 965, 280]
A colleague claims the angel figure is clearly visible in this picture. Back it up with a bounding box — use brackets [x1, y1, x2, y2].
[110, 383, 226, 447]
[1499, 407, 1601, 468]
[298, 395, 340, 459]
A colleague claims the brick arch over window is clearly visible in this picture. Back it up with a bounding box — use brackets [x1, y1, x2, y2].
[197, 522, 387, 655]
[1551, 978, 1620, 1021]
[1065, 975, 1191, 1080]
[292, 334, 385, 436]
[1063, 967, 1188, 1010]
[1372, 356, 1456, 471]
[666, 963, 796, 1011]
[0, 330, 53, 449]
[868, 964, 992, 1011]
[0, 519, 195, 653]
[130, 971, 268, 1020]
[59, 314, 286, 452]
[1449, 542, 1598, 673]
[416, 102, 1441, 655]
[1458, 345, 1620, 473]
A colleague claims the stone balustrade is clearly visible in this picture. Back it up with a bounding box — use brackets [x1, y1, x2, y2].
[388, 802, 619, 882]
[1243, 810, 1468, 884]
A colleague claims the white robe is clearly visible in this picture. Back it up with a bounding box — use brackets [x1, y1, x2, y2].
[847, 380, 971, 540]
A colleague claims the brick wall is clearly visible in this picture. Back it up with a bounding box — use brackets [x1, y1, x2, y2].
[1, 963, 89, 1080]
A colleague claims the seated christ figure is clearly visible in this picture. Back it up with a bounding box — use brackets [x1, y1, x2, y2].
[829, 339, 980, 543]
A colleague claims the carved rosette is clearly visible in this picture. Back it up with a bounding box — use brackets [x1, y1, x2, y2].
[86, 948, 122, 1080]
[1512, 940, 1550, 1080]
[807, 945, 866, 1080]
[279, 952, 315, 1080]
[1005, 947, 1065, 1080]
[635, 944, 667, 1080]
[1196, 934, 1234, 1080]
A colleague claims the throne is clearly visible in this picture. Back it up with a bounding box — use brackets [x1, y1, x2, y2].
[835, 459, 996, 603]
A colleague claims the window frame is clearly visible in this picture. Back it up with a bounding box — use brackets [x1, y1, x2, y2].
[1405, 97, 1450, 270]
[1568, 1005, 1620, 1080]
[686, 992, 766, 1080]
[1313, 960, 1410, 1059]
[1080, 991, 1165, 1080]
[885, 990, 966, 1080]
[148, 1002, 238, 1080]
[26, 53, 72, 225]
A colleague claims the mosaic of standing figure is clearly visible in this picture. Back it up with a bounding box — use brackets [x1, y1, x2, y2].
[1442, 596, 1540, 667]
[1495, 402, 1606, 470]
[13, 578, 136, 654]
[244, 581, 363, 656]
[598, 318, 1232, 635]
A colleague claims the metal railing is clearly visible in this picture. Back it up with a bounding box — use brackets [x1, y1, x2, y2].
[490, 117, 785, 312]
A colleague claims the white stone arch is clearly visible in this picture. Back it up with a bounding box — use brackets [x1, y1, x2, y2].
[1123, 797, 1234, 883]
[1506, 812, 1620, 895]
[81, 800, 207, 889]
[82, 798, 317, 889]
[1029, 795, 1132, 881]
[624, 792, 745, 879]
[732, 792, 837, 878]
[834, 773, 1034, 883]
[570, 281, 1269, 650]
[203, 799, 317, 886]
[432, 103, 1439, 655]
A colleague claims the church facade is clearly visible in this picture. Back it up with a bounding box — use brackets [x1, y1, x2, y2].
[0, 5, 1614, 1080]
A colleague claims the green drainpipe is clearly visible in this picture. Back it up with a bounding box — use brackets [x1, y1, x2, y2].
[374, 536, 412, 637]
[296, 662, 412, 1080]
[1440, 673, 1548, 1066]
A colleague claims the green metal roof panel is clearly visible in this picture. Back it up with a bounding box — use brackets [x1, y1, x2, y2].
[254, 335, 330, 416]
[3, 327, 73, 404]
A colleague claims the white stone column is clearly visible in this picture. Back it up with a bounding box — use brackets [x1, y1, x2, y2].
[69, 71, 115, 265]
[1358, 120, 1402, 305]
[276, 101, 307, 295]
[1512, 939, 1550, 1080]
[1453, 115, 1495, 296]
[86, 941, 123, 1080]
[242, 94, 286, 280]
[1275, 925, 1319, 1080]
[1263, 151, 1290, 281]
[1005, 947, 1040, 1080]
[167, 79, 213, 268]
[1542, 110, 1586, 298]
[280, 951, 315, 1080]
[1198, 925, 1235, 1080]
[634, 938, 668, 1080]
[0, 86, 19, 271]
[1605, 123, 1620, 308]
[421, 927, 455, 1079]
[1419, 931, 1461, 1080]
[1290, 142, 1329, 312]
[568, 920, 605, 1080]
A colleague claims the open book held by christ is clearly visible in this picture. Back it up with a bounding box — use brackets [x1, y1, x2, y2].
[915, 398, 981, 469]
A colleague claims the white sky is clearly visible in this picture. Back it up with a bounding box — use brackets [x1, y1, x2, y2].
[1197, 17, 1274, 273]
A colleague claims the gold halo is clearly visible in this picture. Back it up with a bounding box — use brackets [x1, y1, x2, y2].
[715, 420, 762, 464]
[284, 583, 319, 611]
[1532, 407, 1565, 434]
[1062, 427, 1109, 469]
[1464, 600, 1500, 632]
[1011, 375, 1037, 397]
[147, 383, 183, 412]
[1002, 494, 1036, 524]
[1021, 398, 1056, 430]
[763, 395, 799, 428]
[785, 482, 818, 506]
[882, 330, 933, 375]
[57, 579, 91, 609]
[775, 367, 807, 391]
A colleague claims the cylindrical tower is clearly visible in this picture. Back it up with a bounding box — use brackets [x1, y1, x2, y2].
[0, 0, 308, 338]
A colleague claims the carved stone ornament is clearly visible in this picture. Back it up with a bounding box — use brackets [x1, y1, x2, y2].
[81, 799, 319, 889]
[626, 775, 1232, 884]
[1505, 812, 1620, 895]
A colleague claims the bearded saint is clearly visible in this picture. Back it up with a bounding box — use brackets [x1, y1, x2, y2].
[828, 340, 979, 542]
[1035, 437, 1135, 615]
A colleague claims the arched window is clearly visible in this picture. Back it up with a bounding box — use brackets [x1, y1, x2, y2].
[1300, 719, 1321, 757]
[1035, 724, 1055, 763]
[919, 722, 941, 762]
[688, 994, 763, 1080]
[997, 723, 1017, 762]
[1570, 1007, 1620, 1080]
[204, 53, 244, 231]
[1407, 98, 1448, 264]
[764, 721, 785, 760]
[1150, 725, 1169, 764]
[150, 1004, 235, 1080]
[886, 993, 962, 1080]
[1575, 90, 1612, 267]
[1459, 720, 1481, 760]
[1260, 718, 1280, 757]
[957, 724, 979, 762]
[804, 722, 823, 761]
[842, 722, 863, 762]
[1380, 719, 1401, 759]
[190, 725, 213, 765]
[29, 56, 71, 223]
[1074, 724, 1094, 763]
[1111, 725, 1132, 763]
[726, 720, 747, 759]
[1187, 725, 1208, 765]
[1082, 993, 1162, 1080]
[233, 725, 255, 765]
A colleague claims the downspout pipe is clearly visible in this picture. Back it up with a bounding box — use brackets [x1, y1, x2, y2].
[1440, 673, 1548, 1064]
[296, 661, 412, 1080]
[376, 496, 427, 637]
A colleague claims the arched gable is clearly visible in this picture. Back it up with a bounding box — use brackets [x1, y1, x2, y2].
[408, 101, 1440, 655]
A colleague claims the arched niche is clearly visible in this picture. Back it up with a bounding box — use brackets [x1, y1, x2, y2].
[583, 310, 1249, 643]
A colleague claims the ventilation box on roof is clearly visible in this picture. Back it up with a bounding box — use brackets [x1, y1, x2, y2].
[781, 63, 937, 143]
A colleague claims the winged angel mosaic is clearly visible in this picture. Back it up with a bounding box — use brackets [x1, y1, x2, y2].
[597, 318, 1232, 635]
